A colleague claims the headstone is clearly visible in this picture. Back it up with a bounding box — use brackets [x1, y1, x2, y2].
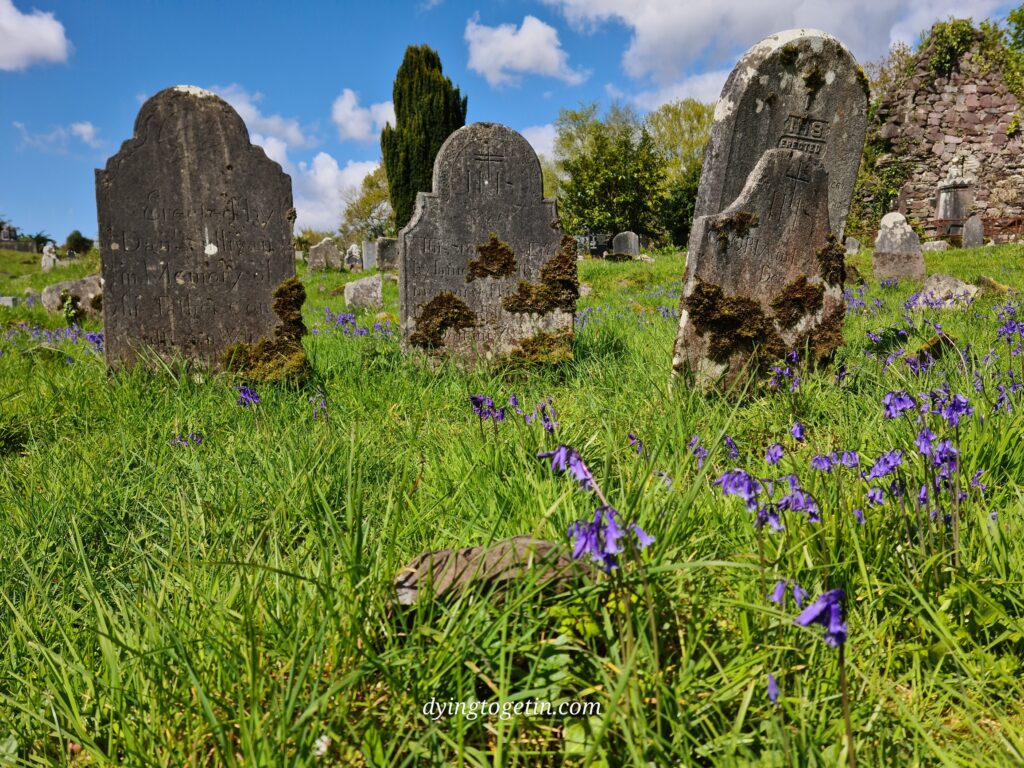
[41, 274, 103, 317]
[96, 86, 295, 368]
[694, 29, 869, 238]
[344, 273, 383, 310]
[673, 149, 846, 388]
[42, 241, 57, 258]
[308, 237, 343, 271]
[611, 231, 640, 259]
[399, 122, 577, 362]
[589, 233, 613, 258]
[0, 226, 11, 241]
[963, 215, 984, 248]
[922, 240, 949, 252]
[65, 249, 77, 259]
[0, 296, 18, 308]
[844, 236, 859, 255]
[41, 253, 62, 272]
[346, 243, 363, 272]
[362, 239, 378, 270]
[935, 161, 972, 239]
[872, 212, 925, 282]
[377, 237, 398, 271]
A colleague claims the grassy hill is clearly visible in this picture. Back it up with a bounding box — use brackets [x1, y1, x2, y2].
[1, 244, 1024, 765]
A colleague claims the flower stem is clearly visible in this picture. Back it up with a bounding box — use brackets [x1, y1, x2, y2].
[839, 643, 857, 768]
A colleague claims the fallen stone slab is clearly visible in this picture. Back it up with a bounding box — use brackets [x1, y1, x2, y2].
[41, 274, 103, 318]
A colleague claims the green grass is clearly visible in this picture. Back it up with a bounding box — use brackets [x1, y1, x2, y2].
[2, 245, 1024, 765]
[0, 248, 100, 296]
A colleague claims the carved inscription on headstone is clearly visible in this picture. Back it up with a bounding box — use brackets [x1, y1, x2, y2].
[96, 86, 294, 367]
[399, 123, 576, 361]
[694, 29, 868, 237]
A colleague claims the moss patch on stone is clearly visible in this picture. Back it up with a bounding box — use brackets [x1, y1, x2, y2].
[779, 43, 800, 68]
[502, 236, 578, 314]
[770, 276, 825, 329]
[408, 291, 478, 349]
[803, 67, 825, 99]
[467, 234, 516, 282]
[500, 329, 574, 367]
[683, 279, 783, 364]
[816, 234, 846, 286]
[710, 211, 759, 250]
[791, 301, 846, 362]
[221, 276, 310, 384]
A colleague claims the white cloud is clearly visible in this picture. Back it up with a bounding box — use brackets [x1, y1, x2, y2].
[632, 68, 731, 110]
[293, 154, 378, 231]
[521, 123, 557, 158]
[69, 121, 102, 148]
[0, 0, 70, 71]
[212, 83, 314, 148]
[543, 0, 1010, 86]
[13, 120, 102, 153]
[465, 14, 589, 87]
[330, 88, 394, 142]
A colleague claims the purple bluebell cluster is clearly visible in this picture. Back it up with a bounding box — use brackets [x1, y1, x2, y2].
[795, 589, 847, 647]
[170, 432, 203, 447]
[469, 395, 506, 422]
[310, 387, 328, 422]
[312, 308, 395, 338]
[236, 385, 260, 407]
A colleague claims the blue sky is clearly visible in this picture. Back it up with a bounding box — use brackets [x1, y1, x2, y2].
[1, 0, 1016, 240]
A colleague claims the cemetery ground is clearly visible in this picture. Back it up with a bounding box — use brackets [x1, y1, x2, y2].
[3, 245, 1024, 766]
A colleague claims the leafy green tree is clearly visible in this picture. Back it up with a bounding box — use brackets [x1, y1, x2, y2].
[381, 45, 467, 229]
[557, 104, 667, 237]
[63, 230, 94, 254]
[29, 231, 51, 251]
[340, 165, 395, 244]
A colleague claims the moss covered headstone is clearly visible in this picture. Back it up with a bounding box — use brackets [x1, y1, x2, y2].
[398, 122, 577, 363]
[674, 30, 867, 389]
[96, 86, 298, 370]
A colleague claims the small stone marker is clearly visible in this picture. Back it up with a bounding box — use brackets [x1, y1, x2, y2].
[345, 243, 363, 272]
[922, 240, 949, 252]
[344, 274, 383, 310]
[873, 212, 925, 282]
[674, 149, 846, 387]
[362, 239, 378, 270]
[41, 253, 62, 272]
[845, 236, 859, 255]
[963, 215, 984, 248]
[0, 226, 11, 241]
[294, 249, 304, 263]
[308, 238, 343, 271]
[96, 86, 296, 368]
[0, 296, 18, 308]
[41, 274, 103, 318]
[611, 231, 640, 259]
[377, 237, 398, 271]
[398, 122, 577, 362]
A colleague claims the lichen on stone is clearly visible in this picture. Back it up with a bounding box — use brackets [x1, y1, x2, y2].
[221, 276, 310, 384]
[710, 211, 759, 250]
[803, 67, 825, 99]
[408, 291, 478, 349]
[467, 234, 516, 282]
[770, 275, 825, 329]
[683, 279, 783, 364]
[779, 43, 800, 67]
[816, 234, 846, 285]
[502, 235, 578, 314]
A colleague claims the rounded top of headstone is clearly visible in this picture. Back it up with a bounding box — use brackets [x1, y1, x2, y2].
[880, 212, 907, 228]
[430, 122, 544, 201]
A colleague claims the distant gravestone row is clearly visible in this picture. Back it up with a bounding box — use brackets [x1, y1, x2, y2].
[397, 122, 576, 363]
[673, 28, 868, 388]
[96, 86, 296, 369]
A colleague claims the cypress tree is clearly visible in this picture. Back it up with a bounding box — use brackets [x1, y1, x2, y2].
[381, 45, 468, 229]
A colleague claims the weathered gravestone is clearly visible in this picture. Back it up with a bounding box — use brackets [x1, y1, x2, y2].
[673, 29, 867, 387]
[346, 243, 363, 272]
[399, 122, 577, 362]
[611, 231, 640, 259]
[963, 215, 985, 248]
[344, 273, 383, 310]
[362, 239, 378, 270]
[873, 212, 925, 282]
[922, 240, 949, 252]
[693, 29, 869, 237]
[845, 236, 860, 255]
[308, 237, 343, 270]
[377, 237, 398, 271]
[96, 86, 296, 368]
[41, 274, 103, 318]
[41, 252, 61, 272]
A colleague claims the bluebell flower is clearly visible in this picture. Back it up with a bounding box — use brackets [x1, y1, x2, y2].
[628, 432, 644, 455]
[867, 487, 884, 505]
[724, 435, 739, 459]
[811, 455, 833, 472]
[883, 391, 916, 419]
[715, 469, 761, 509]
[770, 579, 787, 605]
[794, 589, 847, 647]
[791, 422, 805, 442]
[236, 385, 260, 407]
[538, 445, 594, 490]
[864, 450, 903, 481]
[793, 583, 808, 607]
[766, 443, 783, 465]
[853, 508, 865, 525]
[915, 427, 935, 456]
[767, 674, 779, 705]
